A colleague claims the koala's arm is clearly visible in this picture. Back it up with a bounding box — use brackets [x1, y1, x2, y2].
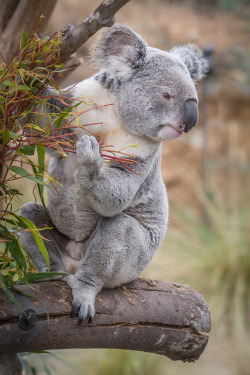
[74, 135, 156, 217]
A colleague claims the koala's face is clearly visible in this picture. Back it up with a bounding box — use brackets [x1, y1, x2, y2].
[116, 51, 199, 141]
[92, 25, 207, 141]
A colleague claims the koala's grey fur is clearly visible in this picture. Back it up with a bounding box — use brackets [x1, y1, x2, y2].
[20, 25, 207, 324]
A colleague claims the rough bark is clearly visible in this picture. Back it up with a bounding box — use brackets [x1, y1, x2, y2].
[0, 354, 23, 375]
[0, 278, 210, 365]
[0, 0, 19, 33]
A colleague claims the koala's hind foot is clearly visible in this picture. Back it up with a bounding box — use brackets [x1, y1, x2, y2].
[67, 274, 96, 324]
[66, 213, 156, 325]
[19, 203, 68, 276]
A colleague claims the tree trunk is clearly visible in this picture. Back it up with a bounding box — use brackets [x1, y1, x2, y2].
[0, 0, 58, 65]
[0, 278, 210, 368]
[0, 354, 23, 375]
[0, 0, 58, 192]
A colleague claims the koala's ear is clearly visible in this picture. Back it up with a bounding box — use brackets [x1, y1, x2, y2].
[91, 25, 147, 82]
[170, 44, 208, 81]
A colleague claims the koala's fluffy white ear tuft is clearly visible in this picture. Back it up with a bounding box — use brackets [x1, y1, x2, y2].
[90, 25, 147, 82]
[170, 44, 208, 81]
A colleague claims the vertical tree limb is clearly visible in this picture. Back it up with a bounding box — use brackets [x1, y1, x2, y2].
[0, 0, 58, 193]
[0, 354, 23, 375]
[0, 0, 58, 65]
[0, 0, 19, 33]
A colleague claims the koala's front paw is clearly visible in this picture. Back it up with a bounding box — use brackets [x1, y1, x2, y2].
[76, 135, 102, 166]
[67, 274, 96, 325]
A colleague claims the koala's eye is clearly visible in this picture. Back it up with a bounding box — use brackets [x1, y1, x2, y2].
[162, 92, 171, 100]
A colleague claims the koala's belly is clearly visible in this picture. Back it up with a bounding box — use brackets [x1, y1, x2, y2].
[48, 188, 100, 242]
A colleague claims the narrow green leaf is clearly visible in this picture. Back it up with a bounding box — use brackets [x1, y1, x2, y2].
[2, 80, 15, 88]
[7, 165, 51, 189]
[0, 103, 5, 118]
[56, 113, 64, 128]
[0, 275, 24, 313]
[6, 237, 27, 272]
[18, 216, 50, 271]
[56, 106, 72, 128]
[36, 144, 47, 209]
[8, 88, 16, 95]
[38, 182, 47, 210]
[20, 145, 35, 155]
[0, 223, 10, 237]
[18, 85, 32, 92]
[2, 128, 9, 144]
[9, 131, 19, 140]
[21, 31, 28, 48]
[29, 160, 47, 210]
[10, 286, 38, 299]
[20, 272, 67, 283]
[37, 144, 45, 174]
[3, 216, 26, 228]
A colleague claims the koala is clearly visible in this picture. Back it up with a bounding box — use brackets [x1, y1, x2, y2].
[20, 25, 207, 324]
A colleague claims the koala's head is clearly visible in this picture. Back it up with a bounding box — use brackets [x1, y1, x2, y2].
[92, 25, 208, 141]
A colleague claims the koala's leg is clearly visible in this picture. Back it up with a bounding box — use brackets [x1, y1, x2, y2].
[67, 213, 156, 324]
[19, 203, 68, 275]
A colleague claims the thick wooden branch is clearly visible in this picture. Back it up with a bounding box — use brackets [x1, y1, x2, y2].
[59, 0, 132, 63]
[0, 278, 210, 364]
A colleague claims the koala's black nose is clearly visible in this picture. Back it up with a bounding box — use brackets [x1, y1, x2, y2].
[183, 99, 198, 132]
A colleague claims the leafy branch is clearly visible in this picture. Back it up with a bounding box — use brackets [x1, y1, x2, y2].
[0, 22, 137, 311]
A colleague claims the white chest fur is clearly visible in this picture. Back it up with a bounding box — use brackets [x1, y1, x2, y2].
[69, 77, 157, 160]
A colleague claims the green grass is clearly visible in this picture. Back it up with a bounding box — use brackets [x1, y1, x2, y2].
[167, 198, 249, 336]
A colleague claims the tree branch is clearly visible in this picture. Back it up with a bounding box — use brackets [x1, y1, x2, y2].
[59, 0, 132, 63]
[0, 278, 210, 363]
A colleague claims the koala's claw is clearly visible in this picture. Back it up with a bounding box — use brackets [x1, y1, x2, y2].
[70, 304, 78, 318]
[77, 313, 93, 326]
[77, 317, 83, 326]
[76, 135, 102, 165]
[70, 298, 95, 325]
[67, 273, 96, 325]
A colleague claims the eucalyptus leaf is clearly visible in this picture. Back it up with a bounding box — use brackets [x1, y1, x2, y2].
[21, 31, 28, 48]
[0, 275, 24, 313]
[20, 272, 68, 283]
[20, 145, 35, 155]
[6, 237, 27, 272]
[18, 215, 50, 271]
[8, 165, 51, 189]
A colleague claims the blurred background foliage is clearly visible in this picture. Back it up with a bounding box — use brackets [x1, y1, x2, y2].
[1, 0, 249, 374]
